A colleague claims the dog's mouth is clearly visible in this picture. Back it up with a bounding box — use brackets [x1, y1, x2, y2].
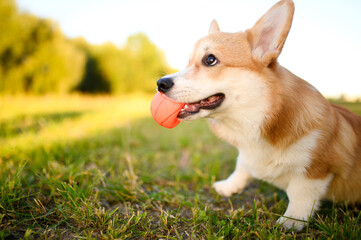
[177, 93, 225, 119]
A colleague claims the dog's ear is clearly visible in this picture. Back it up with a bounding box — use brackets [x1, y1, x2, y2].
[209, 20, 221, 34]
[246, 0, 294, 66]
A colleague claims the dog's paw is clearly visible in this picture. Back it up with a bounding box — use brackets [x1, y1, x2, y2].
[276, 216, 306, 232]
[213, 179, 242, 197]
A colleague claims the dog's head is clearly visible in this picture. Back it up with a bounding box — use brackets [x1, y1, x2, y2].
[157, 0, 294, 121]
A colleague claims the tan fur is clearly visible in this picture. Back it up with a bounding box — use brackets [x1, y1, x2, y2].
[188, 32, 257, 70]
[321, 105, 361, 202]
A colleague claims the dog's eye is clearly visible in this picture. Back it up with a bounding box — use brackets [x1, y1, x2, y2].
[203, 54, 218, 66]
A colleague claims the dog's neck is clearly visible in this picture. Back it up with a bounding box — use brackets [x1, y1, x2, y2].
[209, 63, 330, 150]
[261, 64, 331, 148]
[208, 111, 264, 149]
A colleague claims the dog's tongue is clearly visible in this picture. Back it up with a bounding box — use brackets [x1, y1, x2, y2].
[150, 92, 185, 129]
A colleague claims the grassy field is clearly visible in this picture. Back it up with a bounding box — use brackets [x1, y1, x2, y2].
[0, 95, 361, 239]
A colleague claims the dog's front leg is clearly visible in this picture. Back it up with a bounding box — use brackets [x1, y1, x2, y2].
[213, 153, 251, 197]
[277, 175, 333, 231]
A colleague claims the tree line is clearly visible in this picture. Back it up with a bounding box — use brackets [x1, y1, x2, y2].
[0, 0, 174, 94]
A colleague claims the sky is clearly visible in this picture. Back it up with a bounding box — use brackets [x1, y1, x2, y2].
[17, 0, 361, 98]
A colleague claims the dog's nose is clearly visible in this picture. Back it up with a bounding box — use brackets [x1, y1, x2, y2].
[157, 77, 174, 93]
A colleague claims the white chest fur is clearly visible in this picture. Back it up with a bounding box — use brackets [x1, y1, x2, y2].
[210, 119, 320, 190]
[241, 130, 320, 190]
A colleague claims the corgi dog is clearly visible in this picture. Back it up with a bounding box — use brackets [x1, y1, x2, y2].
[156, 0, 361, 231]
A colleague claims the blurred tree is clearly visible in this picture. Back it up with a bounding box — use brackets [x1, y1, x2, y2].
[0, 0, 174, 95]
[0, 0, 85, 94]
[123, 33, 173, 92]
[74, 48, 111, 93]
[94, 43, 129, 94]
[74, 41, 120, 94]
[74, 34, 174, 94]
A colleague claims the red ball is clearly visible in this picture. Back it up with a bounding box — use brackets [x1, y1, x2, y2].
[150, 92, 185, 128]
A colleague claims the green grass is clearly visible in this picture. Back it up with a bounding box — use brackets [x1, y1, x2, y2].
[0, 95, 361, 239]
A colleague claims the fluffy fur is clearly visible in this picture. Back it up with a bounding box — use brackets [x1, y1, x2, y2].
[159, 0, 361, 231]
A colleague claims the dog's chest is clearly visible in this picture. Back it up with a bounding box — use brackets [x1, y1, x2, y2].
[243, 131, 320, 189]
[241, 146, 307, 189]
[210, 120, 320, 190]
